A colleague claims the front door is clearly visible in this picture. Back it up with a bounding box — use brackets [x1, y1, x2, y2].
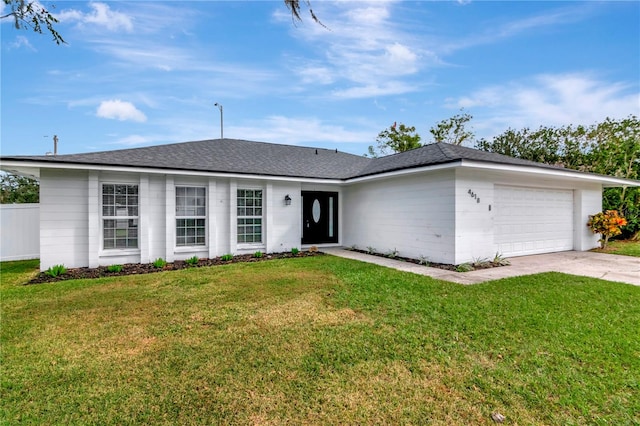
[301, 191, 338, 244]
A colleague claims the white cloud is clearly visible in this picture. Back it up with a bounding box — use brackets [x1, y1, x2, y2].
[112, 135, 151, 146]
[288, 1, 428, 98]
[344, 5, 390, 25]
[297, 65, 335, 85]
[382, 42, 418, 75]
[8, 36, 35, 51]
[57, 2, 134, 32]
[229, 116, 375, 145]
[332, 82, 417, 100]
[96, 100, 147, 122]
[447, 73, 640, 136]
[440, 4, 594, 54]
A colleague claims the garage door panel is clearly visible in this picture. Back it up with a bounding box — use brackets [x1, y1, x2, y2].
[495, 186, 573, 257]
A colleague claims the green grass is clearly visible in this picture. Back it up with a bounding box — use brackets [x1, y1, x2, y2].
[593, 239, 640, 257]
[1, 257, 639, 425]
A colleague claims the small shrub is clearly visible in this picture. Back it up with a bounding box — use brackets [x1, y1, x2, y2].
[587, 210, 628, 249]
[471, 257, 490, 269]
[418, 255, 430, 267]
[349, 244, 358, 251]
[153, 258, 167, 268]
[386, 248, 398, 258]
[185, 256, 199, 266]
[291, 248, 300, 255]
[492, 252, 510, 266]
[221, 254, 233, 261]
[46, 264, 67, 277]
[253, 251, 263, 258]
[455, 263, 473, 273]
[106, 264, 123, 273]
[366, 246, 376, 255]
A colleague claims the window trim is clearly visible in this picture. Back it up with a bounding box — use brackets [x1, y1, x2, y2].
[236, 187, 264, 245]
[175, 185, 207, 248]
[100, 183, 140, 251]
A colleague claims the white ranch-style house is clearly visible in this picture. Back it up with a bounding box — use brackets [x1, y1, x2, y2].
[2, 138, 637, 271]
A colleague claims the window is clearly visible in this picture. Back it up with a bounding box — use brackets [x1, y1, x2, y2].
[237, 189, 262, 243]
[176, 186, 206, 246]
[102, 184, 138, 249]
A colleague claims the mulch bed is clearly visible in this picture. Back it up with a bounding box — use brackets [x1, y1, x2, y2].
[29, 251, 323, 285]
[346, 248, 508, 272]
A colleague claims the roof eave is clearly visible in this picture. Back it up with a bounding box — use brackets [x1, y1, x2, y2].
[460, 160, 640, 187]
[0, 159, 345, 184]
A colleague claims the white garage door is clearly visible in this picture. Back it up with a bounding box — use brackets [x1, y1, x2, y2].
[494, 185, 574, 257]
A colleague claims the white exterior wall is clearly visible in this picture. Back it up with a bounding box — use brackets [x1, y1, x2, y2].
[33, 165, 606, 270]
[36, 170, 309, 270]
[453, 168, 602, 263]
[213, 178, 230, 255]
[267, 181, 302, 253]
[0, 204, 39, 261]
[40, 169, 89, 270]
[573, 184, 602, 251]
[343, 170, 456, 264]
[453, 169, 495, 264]
[227, 179, 303, 255]
[147, 175, 167, 262]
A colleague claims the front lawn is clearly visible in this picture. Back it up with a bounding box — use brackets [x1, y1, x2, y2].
[1, 257, 638, 425]
[593, 239, 640, 257]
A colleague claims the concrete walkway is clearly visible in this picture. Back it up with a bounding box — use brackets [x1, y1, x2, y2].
[322, 248, 640, 286]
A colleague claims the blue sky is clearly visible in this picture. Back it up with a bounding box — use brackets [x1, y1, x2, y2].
[1, 1, 639, 156]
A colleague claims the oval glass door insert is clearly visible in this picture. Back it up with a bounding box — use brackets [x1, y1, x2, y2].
[312, 199, 321, 223]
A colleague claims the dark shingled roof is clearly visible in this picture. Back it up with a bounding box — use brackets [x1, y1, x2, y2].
[1, 139, 371, 180]
[354, 142, 567, 177]
[2, 138, 572, 179]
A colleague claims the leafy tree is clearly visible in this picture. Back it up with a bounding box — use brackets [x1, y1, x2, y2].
[430, 111, 474, 146]
[1, 0, 65, 44]
[587, 117, 640, 240]
[476, 126, 572, 166]
[0, 173, 39, 203]
[367, 122, 421, 157]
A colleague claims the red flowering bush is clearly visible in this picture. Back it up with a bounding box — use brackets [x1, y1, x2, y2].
[587, 210, 628, 249]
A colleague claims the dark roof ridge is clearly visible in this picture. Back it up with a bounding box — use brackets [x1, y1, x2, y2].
[1, 138, 373, 180]
[435, 141, 457, 158]
[16, 138, 362, 160]
[2, 138, 623, 182]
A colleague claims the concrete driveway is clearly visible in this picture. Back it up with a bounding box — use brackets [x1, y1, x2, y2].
[323, 248, 640, 286]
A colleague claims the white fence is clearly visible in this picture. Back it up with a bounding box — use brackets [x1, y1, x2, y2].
[0, 204, 39, 261]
